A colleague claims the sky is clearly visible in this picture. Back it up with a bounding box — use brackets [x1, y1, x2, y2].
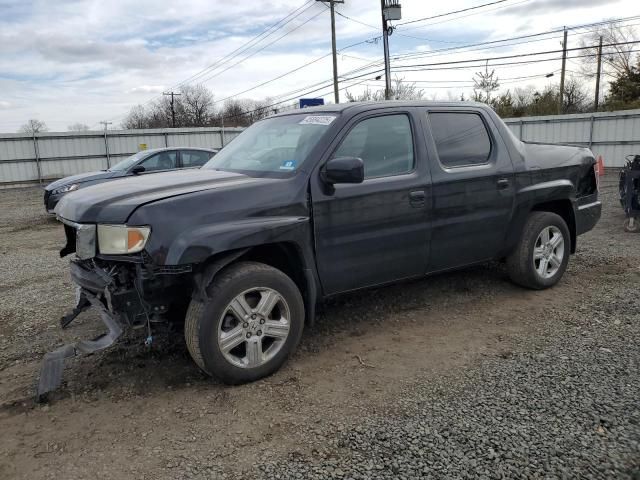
[0, 0, 638, 133]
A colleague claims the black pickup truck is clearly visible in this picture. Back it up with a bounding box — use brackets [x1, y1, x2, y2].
[39, 101, 601, 396]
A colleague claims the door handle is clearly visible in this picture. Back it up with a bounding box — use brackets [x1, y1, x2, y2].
[409, 190, 426, 207]
[497, 178, 510, 190]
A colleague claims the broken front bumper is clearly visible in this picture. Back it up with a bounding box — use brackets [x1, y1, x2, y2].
[36, 290, 123, 400]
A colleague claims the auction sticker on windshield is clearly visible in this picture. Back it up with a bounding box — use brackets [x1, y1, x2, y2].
[279, 160, 296, 171]
[299, 115, 336, 126]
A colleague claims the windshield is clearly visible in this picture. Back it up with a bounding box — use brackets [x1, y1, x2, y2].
[108, 151, 149, 172]
[203, 113, 336, 174]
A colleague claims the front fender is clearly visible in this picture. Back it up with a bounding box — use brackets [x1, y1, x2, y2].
[164, 216, 311, 265]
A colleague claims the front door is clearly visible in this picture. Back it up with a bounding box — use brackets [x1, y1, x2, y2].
[422, 108, 515, 271]
[311, 110, 431, 295]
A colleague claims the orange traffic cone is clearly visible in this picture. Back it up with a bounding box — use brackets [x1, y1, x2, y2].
[596, 156, 605, 176]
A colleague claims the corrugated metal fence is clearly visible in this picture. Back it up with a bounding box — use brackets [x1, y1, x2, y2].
[503, 109, 640, 168]
[0, 127, 243, 186]
[1, 109, 638, 186]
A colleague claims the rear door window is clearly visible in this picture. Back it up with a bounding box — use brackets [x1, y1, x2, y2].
[181, 150, 212, 168]
[428, 112, 491, 168]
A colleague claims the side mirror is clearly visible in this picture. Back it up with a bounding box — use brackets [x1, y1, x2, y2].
[321, 157, 364, 185]
[130, 165, 146, 175]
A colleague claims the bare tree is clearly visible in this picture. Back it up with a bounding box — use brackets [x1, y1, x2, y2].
[580, 22, 638, 81]
[562, 77, 589, 113]
[345, 78, 424, 102]
[390, 77, 425, 100]
[67, 123, 90, 131]
[219, 99, 247, 127]
[345, 86, 377, 102]
[240, 98, 273, 125]
[19, 119, 48, 134]
[122, 105, 151, 129]
[180, 84, 214, 127]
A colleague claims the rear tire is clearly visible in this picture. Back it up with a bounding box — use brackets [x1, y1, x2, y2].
[185, 261, 304, 384]
[506, 212, 570, 290]
[624, 217, 639, 233]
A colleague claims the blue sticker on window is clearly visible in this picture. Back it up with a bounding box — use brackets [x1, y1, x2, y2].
[279, 160, 296, 171]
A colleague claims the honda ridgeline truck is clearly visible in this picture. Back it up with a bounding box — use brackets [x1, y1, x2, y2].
[38, 101, 602, 397]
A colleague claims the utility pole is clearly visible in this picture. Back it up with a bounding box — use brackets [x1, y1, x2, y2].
[558, 27, 568, 114]
[381, 0, 391, 100]
[163, 91, 182, 128]
[220, 114, 225, 148]
[594, 35, 603, 111]
[100, 121, 112, 168]
[380, 1, 401, 100]
[316, 0, 344, 104]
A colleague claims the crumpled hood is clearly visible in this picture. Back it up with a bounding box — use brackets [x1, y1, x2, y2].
[45, 171, 118, 191]
[55, 168, 266, 224]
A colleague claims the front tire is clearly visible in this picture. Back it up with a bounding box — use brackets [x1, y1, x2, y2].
[185, 261, 305, 384]
[507, 212, 570, 290]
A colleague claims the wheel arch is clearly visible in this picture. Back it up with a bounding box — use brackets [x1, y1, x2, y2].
[193, 242, 317, 325]
[531, 199, 576, 253]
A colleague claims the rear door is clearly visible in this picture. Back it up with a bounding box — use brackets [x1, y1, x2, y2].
[422, 108, 515, 271]
[180, 150, 214, 169]
[311, 109, 432, 294]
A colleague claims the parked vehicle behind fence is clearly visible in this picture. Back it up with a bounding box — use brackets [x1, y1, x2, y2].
[43, 147, 218, 213]
[38, 101, 601, 398]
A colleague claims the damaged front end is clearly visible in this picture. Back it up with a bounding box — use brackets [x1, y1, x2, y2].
[37, 217, 192, 401]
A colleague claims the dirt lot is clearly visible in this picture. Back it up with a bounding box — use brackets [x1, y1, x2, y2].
[0, 173, 638, 479]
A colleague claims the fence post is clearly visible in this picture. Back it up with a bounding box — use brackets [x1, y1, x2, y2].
[32, 133, 42, 184]
[588, 113, 596, 149]
[164, 131, 169, 148]
[103, 129, 111, 169]
[519, 118, 525, 141]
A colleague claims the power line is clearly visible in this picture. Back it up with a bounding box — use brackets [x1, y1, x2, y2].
[218, 64, 563, 121]
[95, 1, 317, 126]
[336, 19, 640, 81]
[378, 16, 640, 64]
[99, 2, 325, 126]
[195, 6, 327, 86]
[108, 14, 639, 127]
[391, 48, 640, 73]
[391, 40, 640, 70]
[219, 75, 373, 122]
[398, 0, 531, 31]
[174, 1, 316, 88]
[397, 0, 511, 26]
[211, 37, 377, 106]
[216, 20, 639, 110]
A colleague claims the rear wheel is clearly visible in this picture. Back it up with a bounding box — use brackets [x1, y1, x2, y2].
[624, 217, 639, 233]
[507, 212, 570, 290]
[185, 261, 304, 384]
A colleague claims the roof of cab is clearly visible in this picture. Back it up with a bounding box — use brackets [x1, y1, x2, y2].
[272, 100, 490, 117]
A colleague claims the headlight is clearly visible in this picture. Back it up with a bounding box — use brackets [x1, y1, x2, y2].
[52, 184, 79, 195]
[97, 225, 151, 254]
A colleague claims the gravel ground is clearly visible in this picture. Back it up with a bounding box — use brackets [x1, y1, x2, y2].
[0, 173, 638, 479]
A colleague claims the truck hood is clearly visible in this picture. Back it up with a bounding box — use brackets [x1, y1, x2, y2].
[55, 169, 265, 224]
[45, 170, 119, 191]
